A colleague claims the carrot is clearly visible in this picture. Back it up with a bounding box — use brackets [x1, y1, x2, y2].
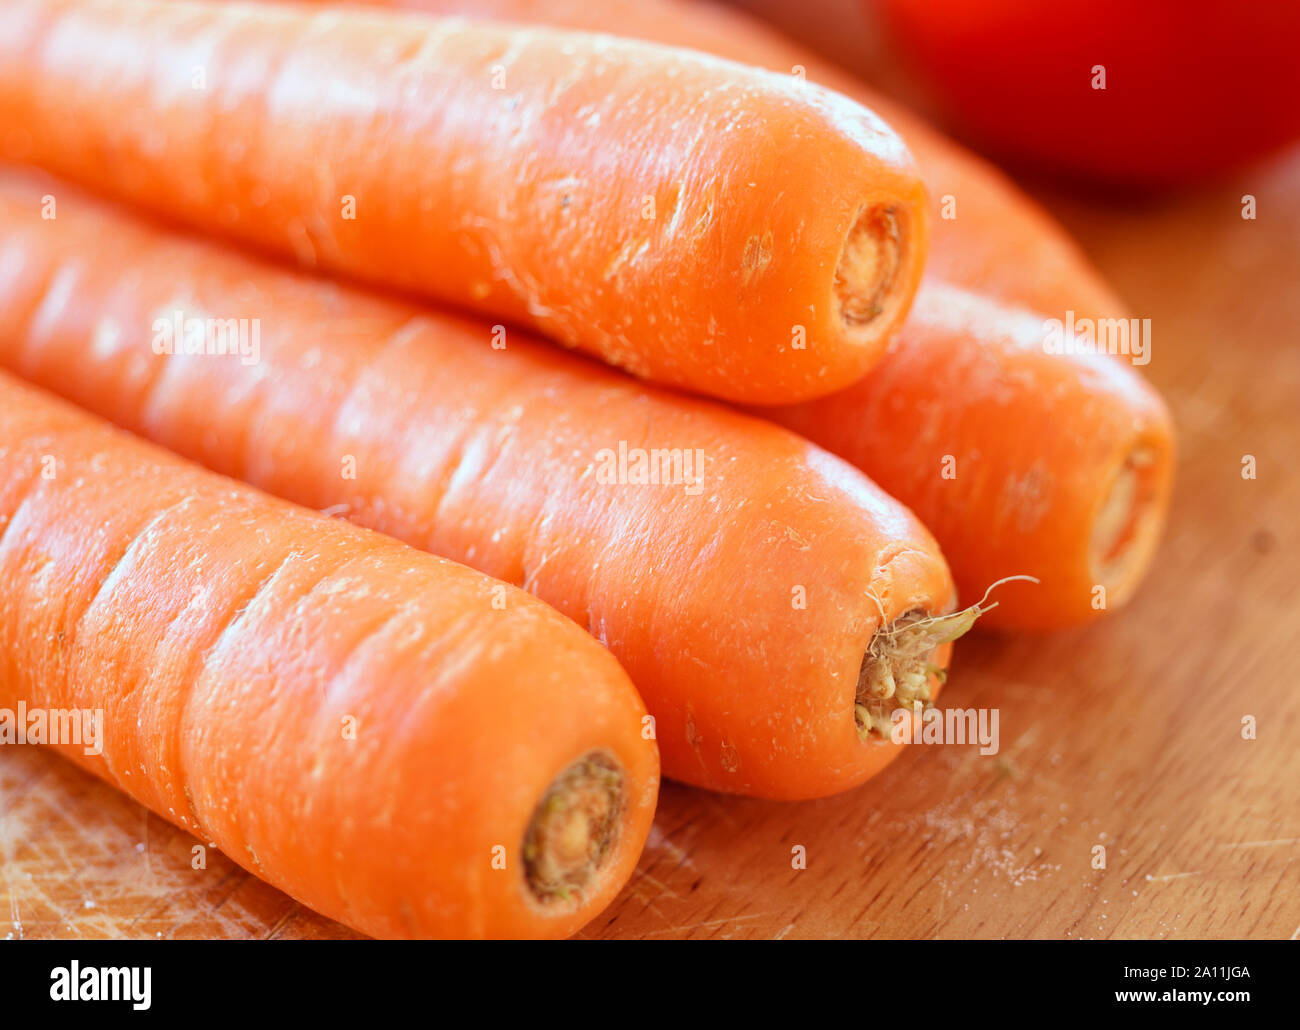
[94, 0, 1172, 630]
[315, 0, 1127, 317]
[328, 0, 1175, 628]
[0, 169, 958, 800]
[0, 0, 930, 405]
[0, 370, 658, 939]
[768, 282, 1175, 629]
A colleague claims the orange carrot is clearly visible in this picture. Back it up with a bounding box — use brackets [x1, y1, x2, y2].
[0, 0, 929, 404]
[0, 169, 957, 800]
[320, 0, 1127, 317]
[0, 370, 658, 939]
[768, 282, 1175, 629]
[331, 0, 1175, 628]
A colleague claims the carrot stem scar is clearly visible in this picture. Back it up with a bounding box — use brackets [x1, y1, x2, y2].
[1090, 445, 1163, 599]
[523, 752, 625, 904]
[835, 204, 904, 329]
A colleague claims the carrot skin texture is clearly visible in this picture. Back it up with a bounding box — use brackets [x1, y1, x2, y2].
[0, 0, 929, 404]
[0, 172, 952, 800]
[0, 374, 657, 939]
[325, 0, 1126, 317]
[338, 0, 1175, 627]
[768, 283, 1175, 629]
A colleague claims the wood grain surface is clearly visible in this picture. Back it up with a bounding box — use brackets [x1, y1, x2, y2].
[2, 125, 1297, 944]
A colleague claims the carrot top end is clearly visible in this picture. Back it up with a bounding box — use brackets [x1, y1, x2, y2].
[1089, 444, 1165, 603]
[833, 203, 905, 334]
[522, 751, 624, 908]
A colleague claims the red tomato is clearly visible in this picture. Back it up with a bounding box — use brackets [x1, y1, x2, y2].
[873, 0, 1300, 187]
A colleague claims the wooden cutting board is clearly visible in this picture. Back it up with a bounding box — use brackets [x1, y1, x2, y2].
[3, 142, 1297, 942]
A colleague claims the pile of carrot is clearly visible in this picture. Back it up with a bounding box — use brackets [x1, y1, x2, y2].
[0, 0, 1174, 939]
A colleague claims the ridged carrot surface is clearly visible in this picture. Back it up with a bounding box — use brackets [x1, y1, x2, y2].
[0, 0, 930, 404]
[0, 171, 954, 800]
[0, 371, 658, 939]
[339, 0, 1175, 628]
[327, 0, 1126, 317]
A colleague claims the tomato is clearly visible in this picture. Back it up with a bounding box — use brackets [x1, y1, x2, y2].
[872, 0, 1300, 187]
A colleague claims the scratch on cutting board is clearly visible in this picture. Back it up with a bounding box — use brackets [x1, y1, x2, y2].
[631, 870, 681, 901]
[261, 904, 301, 941]
[140, 807, 154, 875]
[643, 824, 698, 872]
[620, 877, 677, 928]
[1219, 838, 1299, 849]
[639, 912, 769, 937]
[1145, 871, 1202, 882]
[2, 801, 24, 939]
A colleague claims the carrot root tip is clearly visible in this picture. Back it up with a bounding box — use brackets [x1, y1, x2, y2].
[854, 576, 1038, 741]
[522, 751, 624, 905]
